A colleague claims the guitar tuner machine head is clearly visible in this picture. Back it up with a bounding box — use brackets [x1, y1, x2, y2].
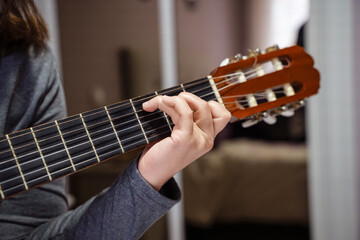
[220, 53, 243, 67]
[211, 45, 320, 128]
[248, 48, 262, 57]
[265, 44, 280, 53]
[241, 100, 306, 128]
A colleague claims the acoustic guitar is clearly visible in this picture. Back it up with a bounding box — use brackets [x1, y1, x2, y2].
[0, 45, 320, 200]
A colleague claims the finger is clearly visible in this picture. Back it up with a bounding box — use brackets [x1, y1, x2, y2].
[143, 96, 175, 115]
[179, 92, 214, 135]
[143, 95, 193, 133]
[208, 101, 231, 135]
[161, 95, 193, 132]
[143, 96, 181, 125]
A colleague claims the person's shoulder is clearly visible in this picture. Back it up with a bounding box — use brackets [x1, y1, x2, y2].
[1, 45, 57, 77]
[27, 45, 57, 66]
[1, 45, 61, 99]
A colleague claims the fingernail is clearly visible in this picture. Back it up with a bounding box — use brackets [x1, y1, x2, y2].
[142, 101, 149, 107]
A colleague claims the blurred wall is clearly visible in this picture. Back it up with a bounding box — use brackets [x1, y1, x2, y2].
[242, 0, 308, 50]
[58, 0, 244, 116]
[307, 0, 360, 239]
[58, 0, 160, 115]
[176, 0, 243, 82]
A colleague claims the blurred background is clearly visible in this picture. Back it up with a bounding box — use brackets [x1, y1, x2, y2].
[35, 0, 360, 239]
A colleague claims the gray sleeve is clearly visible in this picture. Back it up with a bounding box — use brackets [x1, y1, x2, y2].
[0, 48, 69, 240]
[0, 48, 181, 240]
[28, 158, 181, 240]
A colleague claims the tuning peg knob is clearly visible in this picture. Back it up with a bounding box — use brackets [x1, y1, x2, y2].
[265, 44, 280, 53]
[219, 58, 230, 67]
[279, 106, 295, 117]
[233, 53, 242, 61]
[290, 100, 306, 109]
[263, 114, 277, 125]
[242, 118, 259, 128]
[281, 109, 295, 117]
[241, 114, 262, 128]
[248, 48, 262, 57]
[219, 53, 243, 67]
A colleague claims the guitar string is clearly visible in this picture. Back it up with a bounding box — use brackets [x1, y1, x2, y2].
[0, 70, 240, 144]
[1, 63, 274, 154]
[0, 86, 281, 171]
[6, 88, 297, 193]
[0, 110, 167, 158]
[0, 67, 267, 155]
[0, 64, 282, 179]
[0, 89, 286, 184]
[0, 63, 270, 144]
[0, 84, 277, 167]
[1, 89, 293, 192]
[0, 68, 280, 168]
[0, 123, 173, 186]
[0, 113, 170, 169]
[196, 81, 286, 101]
[225, 103, 297, 113]
[0, 65, 278, 167]
[2, 126, 173, 194]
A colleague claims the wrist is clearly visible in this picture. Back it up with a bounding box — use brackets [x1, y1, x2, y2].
[138, 155, 173, 191]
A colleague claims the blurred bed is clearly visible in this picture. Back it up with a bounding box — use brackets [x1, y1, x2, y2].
[184, 138, 308, 227]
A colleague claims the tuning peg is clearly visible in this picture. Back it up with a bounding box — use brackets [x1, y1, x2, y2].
[281, 109, 295, 117]
[233, 53, 242, 61]
[229, 116, 240, 123]
[248, 48, 262, 57]
[265, 44, 280, 53]
[220, 58, 230, 67]
[219, 53, 243, 67]
[276, 105, 293, 117]
[254, 48, 262, 54]
[242, 118, 259, 128]
[290, 100, 306, 109]
[241, 114, 261, 128]
[263, 112, 277, 125]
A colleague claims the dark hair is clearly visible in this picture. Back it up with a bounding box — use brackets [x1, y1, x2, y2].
[0, 0, 49, 55]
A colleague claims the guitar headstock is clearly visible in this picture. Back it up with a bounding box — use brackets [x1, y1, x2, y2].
[211, 45, 320, 127]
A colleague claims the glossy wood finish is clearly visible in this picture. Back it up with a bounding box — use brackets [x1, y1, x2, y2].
[211, 45, 320, 119]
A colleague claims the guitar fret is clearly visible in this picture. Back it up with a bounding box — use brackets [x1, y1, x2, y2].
[180, 84, 186, 92]
[55, 120, 77, 171]
[155, 91, 172, 131]
[104, 106, 125, 153]
[79, 114, 101, 163]
[183, 77, 216, 102]
[30, 127, 52, 181]
[207, 75, 224, 106]
[6, 135, 28, 190]
[0, 185, 4, 199]
[130, 99, 149, 144]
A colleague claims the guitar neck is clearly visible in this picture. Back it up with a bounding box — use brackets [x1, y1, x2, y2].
[0, 77, 218, 200]
[0, 45, 321, 200]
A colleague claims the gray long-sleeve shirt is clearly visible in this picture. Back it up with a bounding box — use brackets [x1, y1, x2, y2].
[0, 47, 180, 240]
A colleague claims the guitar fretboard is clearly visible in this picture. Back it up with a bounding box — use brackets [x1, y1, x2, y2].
[0, 77, 217, 200]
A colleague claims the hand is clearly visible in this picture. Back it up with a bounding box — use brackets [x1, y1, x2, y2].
[138, 92, 231, 191]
